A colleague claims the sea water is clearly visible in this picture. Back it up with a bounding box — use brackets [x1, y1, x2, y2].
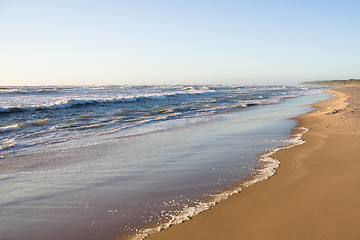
[0, 85, 330, 239]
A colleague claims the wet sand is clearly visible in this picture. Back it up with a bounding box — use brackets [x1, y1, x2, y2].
[145, 86, 360, 240]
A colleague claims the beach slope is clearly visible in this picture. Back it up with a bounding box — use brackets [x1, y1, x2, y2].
[146, 87, 360, 240]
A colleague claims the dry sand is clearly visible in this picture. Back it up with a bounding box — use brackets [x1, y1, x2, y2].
[146, 86, 360, 240]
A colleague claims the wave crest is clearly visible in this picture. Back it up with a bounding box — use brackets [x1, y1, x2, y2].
[0, 89, 214, 113]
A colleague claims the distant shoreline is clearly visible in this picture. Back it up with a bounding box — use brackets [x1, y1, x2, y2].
[302, 79, 360, 86]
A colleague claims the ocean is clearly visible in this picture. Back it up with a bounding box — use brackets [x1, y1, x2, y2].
[0, 85, 330, 239]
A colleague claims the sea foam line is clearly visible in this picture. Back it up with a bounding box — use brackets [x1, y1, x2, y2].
[129, 127, 309, 240]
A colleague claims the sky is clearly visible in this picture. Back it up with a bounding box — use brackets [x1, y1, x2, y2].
[0, 0, 359, 86]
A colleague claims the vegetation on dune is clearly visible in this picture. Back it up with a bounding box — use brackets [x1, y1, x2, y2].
[302, 79, 360, 86]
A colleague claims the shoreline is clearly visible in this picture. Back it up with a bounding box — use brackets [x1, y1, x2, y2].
[0, 86, 328, 240]
[143, 86, 360, 240]
[127, 122, 309, 240]
[124, 91, 327, 240]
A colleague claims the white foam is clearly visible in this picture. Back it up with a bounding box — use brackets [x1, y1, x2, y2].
[0, 139, 17, 151]
[0, 87, 215, 111]
[0, 124, 21, 132]
[130, 127, 309, 240]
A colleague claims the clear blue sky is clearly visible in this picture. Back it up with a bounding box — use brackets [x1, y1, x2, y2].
[0, 0, 359, 86]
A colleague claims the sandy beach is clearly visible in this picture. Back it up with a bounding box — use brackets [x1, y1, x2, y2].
[146, 86, 360, 240]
